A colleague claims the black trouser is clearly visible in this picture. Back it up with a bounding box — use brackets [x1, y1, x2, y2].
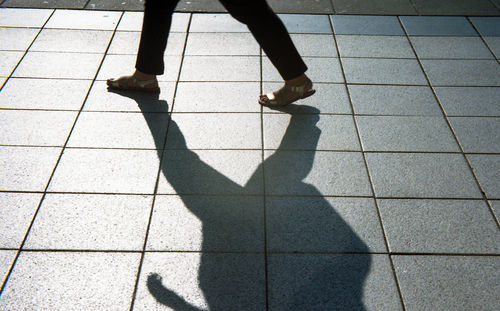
[136, 0, 308, 80]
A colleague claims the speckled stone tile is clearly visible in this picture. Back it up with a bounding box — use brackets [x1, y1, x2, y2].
[336, 35, 414, 58]
[484, 37, 500, 58]
[421, 60, 500, 86]
[412, 0, 499, 16]
[449, 117, 500, 153]
[331, 15, 405, 35]
[278, 14, 332, 33]
[0, 192, 42, 248]
[30, 29, 113, 53]
[268, 254, 402, 310]
[268, 0, 334, 14]
[263, 57, 344, 83]
[467, 154, 500, 199]
[342, 58, 427, 85]
[400, 16, 478, 36]
[366, 153, 482, 198]
[0, 146, 61, 191]
[491, 200, 500, 219]
[190, 13, 248, 32]
[0, 8, 53, 27]
[435, 87, 500, 116]
[379, 199, 500, 253]
[290, 33, 337, 57]
[410, 37, 494, 59]
[185, 32, 259, 56]
[180, 56, 260, 82]
[44, 9, 121, 30]
[393, 256, 500, 311]
[85, 0, 144, 11]
[117, 12, 190, 32]
[108, 31, 186, 55]
[176, 0, 226, 12]
[0, 27, 38, 51]
[0, 51, 22, 76]
[146, 195, 264, 251]
[0, 250, 16, 284]
[470, 17, 500, 36]
[0, 252, 140, 310]
[2, 0, 86, 9]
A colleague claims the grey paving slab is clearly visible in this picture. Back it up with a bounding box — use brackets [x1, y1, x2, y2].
[97, 54, 182, 82]
[44, 9, 121, 30]
[412, 0, 499, 16]
[263, 57, 344, 83]
[333, 0, 416, 15]
[470, 17, 500, 36]
[134, 252, 266, 311]
[449, 117, 500, 153]
[2, 0, 86, 9]
[278, 14, 332, 34]
[117, 12, 190, 32]
[0, 78, 92, 110]
[342, 58, 427, 85]
[108, 31, 185, 55]
[264, 151, 373, 196]
[491, 200, 500, 220]
[421, 60, 500, 86]
[290, 34, 337, 57]
[268, 254, 402, 311]
[484, 36, 500, 58]
[365, 153, 482, 198]
[147, 195, 264, 251]
[348, 85, 442, 116]
[48, 148, 160, 194]
[86, 0, 144, 11]
[436, 87, 500, 116]
[0, 250, 16, 285]
[190, 13, 248, 32]
[379, 199, 500, 253]
[0, 27, 38, 51]
[331, 15, 405, 35]
[0, 8, 53, 27]
[0, 252, 140, 310]
[264, 114, 360, 151]
[184, 32, 259, 56]
[157, 150, 263, 195]
[165, 113, 261, 149]
[176, 0, 226, 12]
[30, 29, 113, 53]
[356, 116, 459, 152]
[393, 256, 500, 311]
[0, 51, 22, 76]
[0, 192, 42, 248]
[266, 197, 386, 252]
[0, 146, 61, 191]
[410, 36, 494, 59]
[67, 111, 169, 149]
[13, 52, 103, 79]
[0, 110, 76, 146]
[24, 194, 152, 250]
[336, 35, 414, 58]
[173, 82, 261, 112]
[263, 82, 352, 114]
[467, 154, 500, 199]
[400, 16, 478, 36]
[268, 0, 334, 14]
[180, 56, 260, 81]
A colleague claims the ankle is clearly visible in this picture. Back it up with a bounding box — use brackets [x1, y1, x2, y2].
[285, 74, 308, 86]
[133, 70, 156, 81]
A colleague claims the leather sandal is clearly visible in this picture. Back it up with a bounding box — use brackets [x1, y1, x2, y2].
[259, 77, 315, 107]
[106, 75, 160, 92]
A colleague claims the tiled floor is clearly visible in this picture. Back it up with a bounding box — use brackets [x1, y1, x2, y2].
[0, 7, 499, 311]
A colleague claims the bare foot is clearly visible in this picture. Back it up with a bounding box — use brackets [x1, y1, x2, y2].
[106, 70, 159, 92]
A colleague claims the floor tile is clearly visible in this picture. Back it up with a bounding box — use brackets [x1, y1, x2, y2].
[342, 58, 427, 85]
[165, 113, 261, 149]
[173, 82, 261, 112]
[2, 0, 86, 9]
[379, 199, 499, 253]
[435, 87, 500, 116]
[267, 0, 333, 13]
[108, 31, 185, 55]
[190, 13, 248, 32]
[421, 60, 500, 86]
[356, 116, 459, 152]
[366, 153, 482, 198]
[333, 0, 416, 15]
[0, 27, 38, 51]
[410, 36, 493, 59]
[449, 117, 500, 152]
[0, 8, 53, 27]
[491, 200, 500, 219]
[13, 51, 103, 79]
[134, 252, 266, 310]
[176, 0, 226, 13]
[0, 193, 42, 248]
[44, 9, 121, 30]
[185, 32, 259, 56]
[0, 252, 140, 310]
[48, 148, 160, 194]
[267, 197, 386, 252]
[290, 33, 337, 57]
[268, 254, 402, 310]
[278, 14, 332, 33]
[180, 56, 260, 81]
[400, 16, 478, 36]
[0, 146, 61, 191]
[467, 154, 500, 199]
[0, 250, 16, 284]
[67, 111, 169, 149]
[331, 15, 405, 35]
[263, 57, 344, 83]
[0, 110, 76, 146]
[0, 78, 91, 110]
[412, 0, 499, 16]
[263, 82, 352, 114]
[348, 85, 442, 116]
[85, 0, 144, 11]
[30, 29, 113, 53]
[0, 51, 22, 76]
[470, 17, 500, 36]
[393, 256, 500, 311]
[117, 12, 190, 32]
[264, 114, 360, 151]
[484, 36, 500, 58]
[24, 194, 152, 250]
[147, 195, 264, 251]
[336, 35, 414, 58]
[264, 151, 372, 196]
[157, 149, 263, 195]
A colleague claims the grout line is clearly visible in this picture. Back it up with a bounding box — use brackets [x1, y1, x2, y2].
[466, 16, 500, 64]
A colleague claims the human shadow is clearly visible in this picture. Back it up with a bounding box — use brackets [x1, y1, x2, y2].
[109, 89, 371, 310]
